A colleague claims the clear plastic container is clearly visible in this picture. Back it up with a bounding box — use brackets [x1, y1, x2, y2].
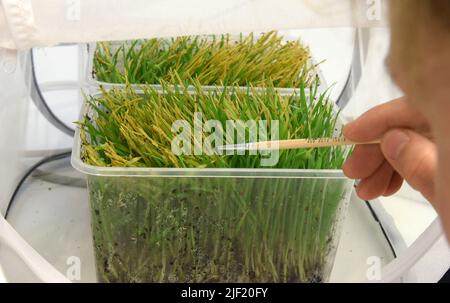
[71, 93, 354, 282]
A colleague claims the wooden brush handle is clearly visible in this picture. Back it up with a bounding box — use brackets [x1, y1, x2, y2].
[253, 137, 380, 151]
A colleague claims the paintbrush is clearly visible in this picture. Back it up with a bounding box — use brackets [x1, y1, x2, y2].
[217, 137, 380, 152]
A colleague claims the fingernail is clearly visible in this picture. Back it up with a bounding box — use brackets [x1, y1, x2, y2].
[383, 130, 410, 160]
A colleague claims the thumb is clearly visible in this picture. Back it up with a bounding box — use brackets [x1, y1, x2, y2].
[381, 129, 437, 202]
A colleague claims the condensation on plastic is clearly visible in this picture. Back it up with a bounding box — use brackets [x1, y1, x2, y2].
[0, 0, 388, 50]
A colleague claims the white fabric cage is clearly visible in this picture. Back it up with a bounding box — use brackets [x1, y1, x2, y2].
[0, 0, 447, 283]
[0, 0, 387, 50]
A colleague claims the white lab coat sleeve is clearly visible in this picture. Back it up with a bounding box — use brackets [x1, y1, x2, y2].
[0, 0, 387, 50]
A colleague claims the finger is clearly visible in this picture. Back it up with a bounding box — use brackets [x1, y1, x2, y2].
[343, 144, 385, 179]
[383, 172, 404, 197]
[381, 129, 437, 202]
[356, 160, 395, 201]
[343, 98, 429, 142]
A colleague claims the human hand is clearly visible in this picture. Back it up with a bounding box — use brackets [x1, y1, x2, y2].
[343, 98, 437, 202]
